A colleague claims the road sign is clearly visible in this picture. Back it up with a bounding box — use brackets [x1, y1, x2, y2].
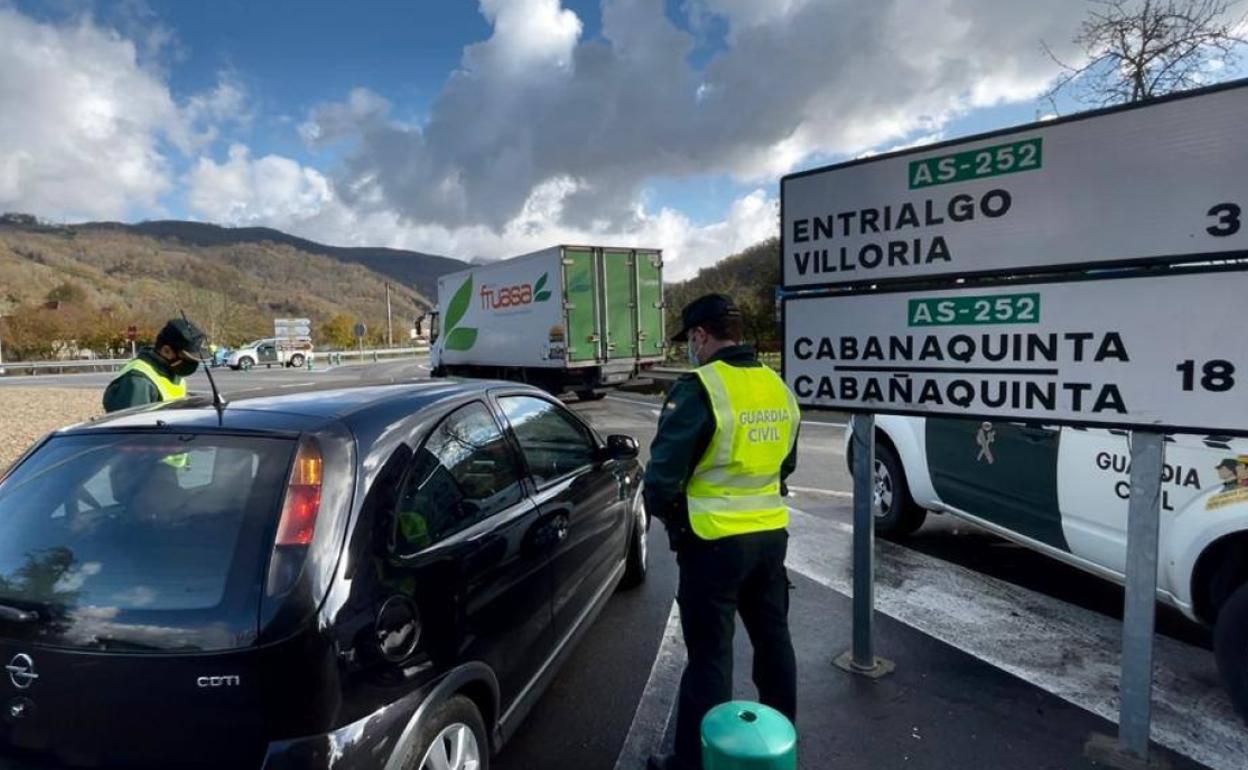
[784, 270, 1248, 435]
[781, 80, 1248, 289]
[274, 317, 312, 338]
[353, 322, 367, 339]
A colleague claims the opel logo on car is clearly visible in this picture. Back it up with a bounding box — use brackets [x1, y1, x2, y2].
[6, 654, 38, 689]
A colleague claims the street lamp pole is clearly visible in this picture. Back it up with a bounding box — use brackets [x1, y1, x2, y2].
[0, 314, 7, 375]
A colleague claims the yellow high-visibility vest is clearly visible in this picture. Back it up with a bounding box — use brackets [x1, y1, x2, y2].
[118, 358, 187, 402]
[686, 360, 801, 540]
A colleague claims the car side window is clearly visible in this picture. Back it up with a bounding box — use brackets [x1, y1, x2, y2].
[394, 402, 525, 556]
[499, 396, 598, 487]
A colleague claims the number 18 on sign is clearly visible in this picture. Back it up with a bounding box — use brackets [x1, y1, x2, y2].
[784, 271, 1247, 435]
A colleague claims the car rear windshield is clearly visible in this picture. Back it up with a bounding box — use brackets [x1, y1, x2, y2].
[0, 432, 294, 652]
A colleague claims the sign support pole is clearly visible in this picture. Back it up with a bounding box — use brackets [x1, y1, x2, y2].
[1086, 430, 1167, 768]
[835, 413, 894, 678]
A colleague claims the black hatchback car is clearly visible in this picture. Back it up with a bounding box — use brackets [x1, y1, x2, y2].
[0, 380, 648, 769]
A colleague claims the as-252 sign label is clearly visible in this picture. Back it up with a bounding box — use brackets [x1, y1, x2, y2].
[781, 82, 1248, 289]
[784, 270, 1248, 435]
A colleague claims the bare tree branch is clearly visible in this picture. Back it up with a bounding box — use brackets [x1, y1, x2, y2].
[1042, 0, 1247, 106]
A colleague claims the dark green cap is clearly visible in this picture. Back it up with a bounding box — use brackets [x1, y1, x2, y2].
[156, 319, 206, 357]
[671, 293, 741, 342]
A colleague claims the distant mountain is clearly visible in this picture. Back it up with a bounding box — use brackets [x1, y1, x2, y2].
[665, 238, 780, 349]
[0, 214, 467, 350]
[83, 219, 468, 299]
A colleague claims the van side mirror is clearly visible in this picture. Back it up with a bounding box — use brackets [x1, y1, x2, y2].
[603, 434, 639, 461]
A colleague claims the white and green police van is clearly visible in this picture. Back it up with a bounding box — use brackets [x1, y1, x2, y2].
[861, 416, 1248, 719]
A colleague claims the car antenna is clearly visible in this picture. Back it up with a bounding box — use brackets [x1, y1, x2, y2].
[180, 310, 228, 423]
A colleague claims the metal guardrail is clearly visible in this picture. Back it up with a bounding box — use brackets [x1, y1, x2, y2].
[0, 346, 430, 376]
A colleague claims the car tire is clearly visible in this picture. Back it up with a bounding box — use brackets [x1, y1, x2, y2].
[402, 695, 489, 770]
[872, 442, 927, 538]
[1215, 580, 1248, 722]
[619, 494, 648, 590]
[238, 356, 255, 372]
[289, 354, 305, 368]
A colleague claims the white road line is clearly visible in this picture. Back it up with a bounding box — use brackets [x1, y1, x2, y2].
[614, 602, 685, 770]
[783, 507, 1247, 770]
[279, 381, 316, 388]
[787, 485, 853, 499]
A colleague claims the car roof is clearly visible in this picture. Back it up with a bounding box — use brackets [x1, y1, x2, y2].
[61, 378, 540, 436]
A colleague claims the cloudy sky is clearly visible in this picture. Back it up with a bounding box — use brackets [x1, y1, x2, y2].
[0, 0, 1242, 278]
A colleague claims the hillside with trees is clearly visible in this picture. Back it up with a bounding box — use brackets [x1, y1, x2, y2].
[0, 215, 464, 360]
[665, 238, 780, 352]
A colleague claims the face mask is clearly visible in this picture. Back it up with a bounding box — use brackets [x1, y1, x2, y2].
[172, 356, 200, 377]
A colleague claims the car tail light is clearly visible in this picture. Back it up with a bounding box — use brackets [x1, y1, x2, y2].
[276, 441, 323, 546]
[267, 439, 323, 596]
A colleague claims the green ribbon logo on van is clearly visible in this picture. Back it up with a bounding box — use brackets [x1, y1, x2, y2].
[534, 272, 552, 303]
[443, 276, 479, 351]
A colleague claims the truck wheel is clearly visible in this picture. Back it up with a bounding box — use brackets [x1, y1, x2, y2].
[289, 354, 305, 368]
[872, 442, 927, 538]
[1215, 580, 1248, 722]
[576, 389, 606, 402]
[401, 695, 489, 770]
[238, 356, 255, 372]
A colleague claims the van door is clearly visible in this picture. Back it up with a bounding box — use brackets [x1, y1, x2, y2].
[925, 417, 1068, 551]
[563, 248, 601, 364]
[602, 249, 638, 361]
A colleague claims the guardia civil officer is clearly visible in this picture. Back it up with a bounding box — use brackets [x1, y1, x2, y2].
[102, 319, 206, 413]
[645, 294, 800, 770]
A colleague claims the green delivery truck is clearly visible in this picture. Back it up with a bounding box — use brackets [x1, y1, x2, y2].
[429, 245, 666, 399]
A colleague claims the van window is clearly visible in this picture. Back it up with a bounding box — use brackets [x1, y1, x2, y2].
[395, 402, 524, 555]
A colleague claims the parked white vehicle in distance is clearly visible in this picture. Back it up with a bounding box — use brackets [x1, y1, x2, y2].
[227, 338, 314, 371]
[851, 415, 1248, 721]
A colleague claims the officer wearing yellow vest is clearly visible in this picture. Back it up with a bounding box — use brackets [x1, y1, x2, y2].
[102, 319, 206, 413]
[645, 294, 800, 770]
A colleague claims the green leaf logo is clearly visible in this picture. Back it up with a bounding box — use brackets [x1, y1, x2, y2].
[445, 276, 473, 332]
[445, 327, 478, 351]
[533, 272, 551, 302]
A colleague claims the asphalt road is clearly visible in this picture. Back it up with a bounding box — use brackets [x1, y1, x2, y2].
[4, 361, 1239, 768]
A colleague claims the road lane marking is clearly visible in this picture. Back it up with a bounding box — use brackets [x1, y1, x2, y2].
[787, 486, 852, 499]
[783, 507, 1246, 770]
[613, 602, 684, 770]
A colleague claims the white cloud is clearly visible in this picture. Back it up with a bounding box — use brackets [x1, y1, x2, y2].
[303, 0, 1098, 241]
[0, 7, 246, 221]
[185, 143, 775, 280]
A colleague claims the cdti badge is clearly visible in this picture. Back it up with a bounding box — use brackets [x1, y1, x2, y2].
[6, 653, 38, 689]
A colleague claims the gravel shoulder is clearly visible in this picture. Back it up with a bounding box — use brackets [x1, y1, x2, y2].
[1, 387, 103, 470]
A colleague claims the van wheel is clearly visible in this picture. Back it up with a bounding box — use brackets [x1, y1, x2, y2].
[873, 442, 927, 537]
[404, 695, 488, 770]
[619, 494, 648, 590]
[1215, 581, 1248, 722]
[238, 356, 255, 372]
[289, 354, 305, 368]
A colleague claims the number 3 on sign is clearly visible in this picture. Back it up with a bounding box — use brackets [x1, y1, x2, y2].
[1207, 203, 1241, 236]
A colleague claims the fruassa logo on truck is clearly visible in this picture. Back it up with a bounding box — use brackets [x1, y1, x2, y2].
[479, 272, 552, 310]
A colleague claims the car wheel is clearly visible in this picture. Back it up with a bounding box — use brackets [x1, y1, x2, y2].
[1215, 581, 1248, 722]
[404, 695, 488, 770]
[873, 442, 927, 537]
[619, 493, 648, 589]
[238, 356, 255, 372]
[289, 354, 305, 368]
